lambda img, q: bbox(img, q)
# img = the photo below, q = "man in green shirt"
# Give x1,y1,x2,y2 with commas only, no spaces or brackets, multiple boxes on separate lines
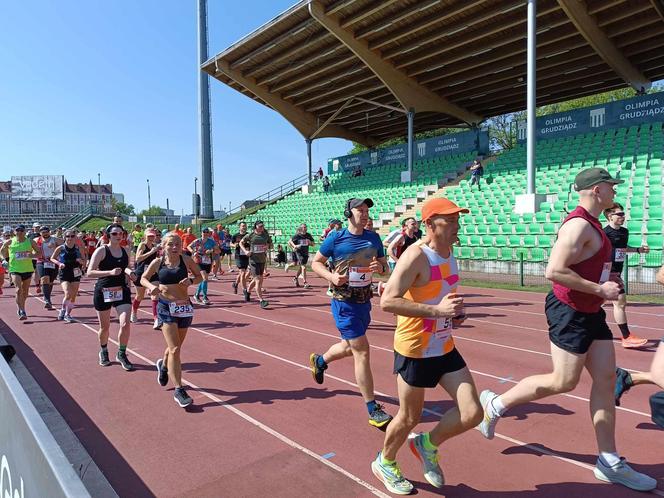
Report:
130,224,144,256
240,220,272,309
0,224,40,320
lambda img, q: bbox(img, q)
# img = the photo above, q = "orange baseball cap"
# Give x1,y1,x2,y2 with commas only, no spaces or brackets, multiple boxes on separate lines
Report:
421,197,469,221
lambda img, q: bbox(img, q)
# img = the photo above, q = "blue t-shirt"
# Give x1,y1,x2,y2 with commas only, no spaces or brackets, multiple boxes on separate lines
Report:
192,238,216,257
319,228,384,303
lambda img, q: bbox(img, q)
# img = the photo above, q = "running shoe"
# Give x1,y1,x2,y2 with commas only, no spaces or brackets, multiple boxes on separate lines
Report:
192,295,201,304
232,282,238,294
153,318,162,330
614,367,633,406
309,353,327,384
99,349,111,367
303,282,311,289
57,308,66,321
202,297,211,305
408,433,444,488
369,404,393,429
156,358,168,386
228,268,234,273
371,452,413,495
18,310,27,321
326,289,333,297
478,389,500,439
621,335,648,348
260,300,269,309
293,277,300,288
130,311,137,323
44,300,53,310
64,314,74,323
116,351,135,371
174,387,193,408
243,290,250,302
594,457,657,491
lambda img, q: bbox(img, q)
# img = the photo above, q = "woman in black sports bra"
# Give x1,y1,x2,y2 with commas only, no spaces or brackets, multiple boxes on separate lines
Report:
87,223,138,372
131,228,161,328
142,232,202,408
50,229,85,323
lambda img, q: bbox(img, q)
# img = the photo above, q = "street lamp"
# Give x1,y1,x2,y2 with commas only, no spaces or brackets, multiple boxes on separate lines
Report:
97,173,101,214
147,179,151,210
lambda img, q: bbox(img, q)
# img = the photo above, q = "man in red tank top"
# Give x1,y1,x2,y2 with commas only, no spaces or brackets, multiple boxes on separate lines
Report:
477,168,656,492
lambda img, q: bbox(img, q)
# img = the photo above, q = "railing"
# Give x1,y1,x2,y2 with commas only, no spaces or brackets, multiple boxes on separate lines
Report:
223,174,309,218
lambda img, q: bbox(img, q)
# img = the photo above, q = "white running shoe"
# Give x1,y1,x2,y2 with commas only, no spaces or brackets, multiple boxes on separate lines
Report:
130,311,137,323
594,457,657,491
478,389,500,440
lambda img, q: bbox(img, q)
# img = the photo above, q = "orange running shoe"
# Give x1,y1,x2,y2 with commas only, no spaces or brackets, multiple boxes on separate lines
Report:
622,335,648,348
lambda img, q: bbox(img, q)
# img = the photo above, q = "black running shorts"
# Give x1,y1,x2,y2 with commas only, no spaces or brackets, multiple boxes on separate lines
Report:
93,284,132,312
545,291,613,354
235,255,249,269
250,261,265,277
296,252,309,266
393,349,467,388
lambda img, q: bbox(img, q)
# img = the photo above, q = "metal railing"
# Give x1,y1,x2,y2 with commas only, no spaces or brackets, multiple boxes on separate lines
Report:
223,174,309,218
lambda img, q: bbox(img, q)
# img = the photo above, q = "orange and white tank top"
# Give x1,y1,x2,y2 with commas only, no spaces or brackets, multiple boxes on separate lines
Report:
394,241,459,359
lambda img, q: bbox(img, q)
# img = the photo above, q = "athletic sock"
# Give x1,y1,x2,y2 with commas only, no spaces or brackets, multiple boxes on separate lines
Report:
202,280,208,296
100,344,108,351
316,355,327,369
151,300,158,318
618,323,630,339
381,453,396,466
132,298,140,313
62,299,69,311
366,400,378,414
422,432,437,451
119,344,127,353
490,395,507,416
196,282,204,296
66,302,74,314
43,284,52,301
599,451,621,467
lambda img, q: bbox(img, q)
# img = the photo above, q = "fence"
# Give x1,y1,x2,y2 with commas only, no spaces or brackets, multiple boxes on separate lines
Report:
457,250,663,295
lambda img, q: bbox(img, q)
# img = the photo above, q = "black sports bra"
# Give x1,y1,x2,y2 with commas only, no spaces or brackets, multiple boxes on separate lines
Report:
157,256,188,285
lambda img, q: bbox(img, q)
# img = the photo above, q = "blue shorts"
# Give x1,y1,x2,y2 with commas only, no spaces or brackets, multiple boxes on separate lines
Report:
157,299,193,329
330,299,371,340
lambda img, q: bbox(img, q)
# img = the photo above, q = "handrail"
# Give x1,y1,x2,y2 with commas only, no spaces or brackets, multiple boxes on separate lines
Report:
223,174,309,217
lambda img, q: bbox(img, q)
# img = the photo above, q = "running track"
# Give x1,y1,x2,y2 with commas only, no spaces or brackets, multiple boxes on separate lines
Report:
0,272,662,497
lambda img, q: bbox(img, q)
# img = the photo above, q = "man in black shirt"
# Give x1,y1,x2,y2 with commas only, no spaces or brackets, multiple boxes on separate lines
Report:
603,202,649,348
231,222,249,295
288,224,315,288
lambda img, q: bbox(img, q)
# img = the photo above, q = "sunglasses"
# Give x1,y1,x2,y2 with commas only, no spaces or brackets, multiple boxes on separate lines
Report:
109,232,123,236
612,212,625,217
65,235,75,238
16,229,25,232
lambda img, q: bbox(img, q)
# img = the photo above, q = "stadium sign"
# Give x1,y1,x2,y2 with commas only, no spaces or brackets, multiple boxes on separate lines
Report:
517,91,664,142
328,129,488,174
10,175,65,201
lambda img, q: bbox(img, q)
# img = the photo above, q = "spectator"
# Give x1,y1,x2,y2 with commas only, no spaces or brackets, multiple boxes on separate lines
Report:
274,244,287,267
316,166,324,180
322,176,331,192
469,159,484,191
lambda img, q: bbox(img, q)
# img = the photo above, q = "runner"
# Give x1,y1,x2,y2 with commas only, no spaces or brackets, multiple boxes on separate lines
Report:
87,223,137,371
142,232,202,408
181,227,196,256
287,223,314,288
309,198,392,428
602,202,649,348
219,227,233,273
231,222,249,296
0,225,39,320
187,227,219,305
372,197,478,494
0,227,10,294
240,220,272,308
386,217,420,272
50,229,85,322
36,226,59,310
477,168,656,492
130,224,144,256
131,228,161,328
28,222,41,294
84,230,98,261
210,225,222,278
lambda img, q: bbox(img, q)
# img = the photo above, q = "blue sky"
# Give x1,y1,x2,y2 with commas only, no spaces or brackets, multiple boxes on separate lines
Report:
0,0,351,214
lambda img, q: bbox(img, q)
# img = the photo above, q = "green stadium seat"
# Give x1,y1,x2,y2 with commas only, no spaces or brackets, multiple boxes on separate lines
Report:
646,234,663,249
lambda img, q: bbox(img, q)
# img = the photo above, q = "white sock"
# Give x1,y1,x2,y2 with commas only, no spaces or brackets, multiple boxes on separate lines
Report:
490,395,507,416
599,451,621,467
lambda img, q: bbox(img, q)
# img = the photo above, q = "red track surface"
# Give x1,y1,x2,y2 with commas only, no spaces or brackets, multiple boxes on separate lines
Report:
1,271,662,497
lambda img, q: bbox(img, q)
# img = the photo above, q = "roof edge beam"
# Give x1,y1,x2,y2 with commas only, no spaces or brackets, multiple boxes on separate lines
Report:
308,0,482,125
210,59,377,146
557,0,651,91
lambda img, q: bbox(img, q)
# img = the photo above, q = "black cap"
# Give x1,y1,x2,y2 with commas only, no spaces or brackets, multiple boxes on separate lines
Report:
574,168,624,191
348,198,374,209
15,224,26,231
40,226,50,231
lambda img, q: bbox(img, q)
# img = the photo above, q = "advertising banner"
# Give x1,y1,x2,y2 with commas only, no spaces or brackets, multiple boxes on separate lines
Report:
11,176,65,200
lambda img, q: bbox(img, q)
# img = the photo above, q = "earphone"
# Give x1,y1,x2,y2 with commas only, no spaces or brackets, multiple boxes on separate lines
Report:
344,199,353,219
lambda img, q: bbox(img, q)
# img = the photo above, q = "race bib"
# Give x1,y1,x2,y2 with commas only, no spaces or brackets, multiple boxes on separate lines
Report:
434,317,453,341
102,287,123,303
43,262,55,269
599,262,612,284
201,255,211,264
614,248,626,262
252,244,267,254
299,240,309,247
169,300,193,317
15,251,31,260
73,268,82,278
348,266,372,287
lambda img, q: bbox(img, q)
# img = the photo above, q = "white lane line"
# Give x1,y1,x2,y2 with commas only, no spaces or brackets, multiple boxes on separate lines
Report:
25,295,390,498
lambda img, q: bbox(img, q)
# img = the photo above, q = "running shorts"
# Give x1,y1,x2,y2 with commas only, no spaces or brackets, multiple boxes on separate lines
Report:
393,349,467,388
93,284,132,312
330,299,371,340
58,268,82,283
296,252,309,266
10,272,33,281
157,298,193,329
199,263,212,273
250,261,265,277
36,262,58,281
235,255,249,270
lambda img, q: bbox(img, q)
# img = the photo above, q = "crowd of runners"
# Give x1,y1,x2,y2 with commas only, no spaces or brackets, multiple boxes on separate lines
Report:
1,167,663,494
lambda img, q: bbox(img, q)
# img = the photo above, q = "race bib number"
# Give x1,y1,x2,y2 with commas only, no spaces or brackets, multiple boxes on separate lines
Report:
599,262,612,284
348,266,372,287
102,287,123,303
73,268,82,278
44,261,55,269
434,318,453,341
169,301,193,317
15,251,31,260
201,255,211,264
299,239,309,247
252,244,267,254
614,248,626,262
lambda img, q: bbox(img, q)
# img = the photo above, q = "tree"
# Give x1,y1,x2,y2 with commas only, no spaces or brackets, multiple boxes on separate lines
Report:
111,198,135,216
138,206,165,217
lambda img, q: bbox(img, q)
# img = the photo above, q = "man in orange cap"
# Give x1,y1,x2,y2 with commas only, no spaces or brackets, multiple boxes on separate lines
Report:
372,197,481,495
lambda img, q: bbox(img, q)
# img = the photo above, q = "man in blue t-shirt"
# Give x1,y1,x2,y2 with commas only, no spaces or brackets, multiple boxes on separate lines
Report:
310,197,392,429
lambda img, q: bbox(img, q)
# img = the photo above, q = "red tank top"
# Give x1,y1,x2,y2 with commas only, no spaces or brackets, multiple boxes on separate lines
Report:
552,206,612,313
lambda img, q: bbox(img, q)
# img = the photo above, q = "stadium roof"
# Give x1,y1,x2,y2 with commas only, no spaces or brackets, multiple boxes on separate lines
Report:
202,0,664,146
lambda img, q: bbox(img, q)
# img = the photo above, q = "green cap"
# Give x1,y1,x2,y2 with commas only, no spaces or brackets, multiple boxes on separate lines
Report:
573,168,624,191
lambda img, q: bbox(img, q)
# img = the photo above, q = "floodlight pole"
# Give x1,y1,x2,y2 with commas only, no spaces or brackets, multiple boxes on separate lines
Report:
198,0,214,219
306,138,312,185
526,0,536,195
407,108,414,181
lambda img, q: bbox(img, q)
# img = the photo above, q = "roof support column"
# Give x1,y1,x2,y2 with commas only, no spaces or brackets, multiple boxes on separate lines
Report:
306,138,313,186
526,0,536,196
407,109,414,182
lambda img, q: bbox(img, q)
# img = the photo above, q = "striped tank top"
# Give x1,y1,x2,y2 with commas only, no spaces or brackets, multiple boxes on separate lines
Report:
394,241,459,359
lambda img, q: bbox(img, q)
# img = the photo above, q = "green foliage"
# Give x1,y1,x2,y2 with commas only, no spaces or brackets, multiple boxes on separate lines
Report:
77,216,113,232
138,206,165,217
111,198,135,216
